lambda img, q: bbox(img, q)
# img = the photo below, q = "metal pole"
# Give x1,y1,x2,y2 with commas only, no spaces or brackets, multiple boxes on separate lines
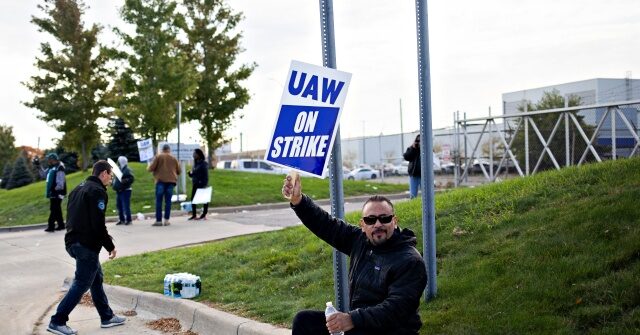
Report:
400,98,405,156
565,98,570,167
463,112,468,183
611,107,617,160
319,0,349,312
177,102,181,196
414,0,437,300
524,102,529,175
454,111,459,187
489,107,494,180
362,121,366,165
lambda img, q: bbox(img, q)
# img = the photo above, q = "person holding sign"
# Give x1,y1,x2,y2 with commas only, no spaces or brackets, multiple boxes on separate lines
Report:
187,148,209,220
112,156,134,225
282,174,427,335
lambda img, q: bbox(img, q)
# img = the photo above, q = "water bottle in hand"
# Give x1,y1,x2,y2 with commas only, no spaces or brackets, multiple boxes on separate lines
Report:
325,301,344,335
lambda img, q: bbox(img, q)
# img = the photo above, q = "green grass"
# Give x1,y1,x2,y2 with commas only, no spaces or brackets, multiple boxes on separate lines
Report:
102,157,640,333
0,163,407,227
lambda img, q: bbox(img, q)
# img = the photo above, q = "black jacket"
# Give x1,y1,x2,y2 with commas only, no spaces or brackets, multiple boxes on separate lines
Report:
403,145,421,177
65,176,115,253
292,195,427,335
112,165,134,192
188,159,209,188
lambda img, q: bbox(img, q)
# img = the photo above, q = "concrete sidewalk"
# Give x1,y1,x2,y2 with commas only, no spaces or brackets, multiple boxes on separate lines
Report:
34,285,290,335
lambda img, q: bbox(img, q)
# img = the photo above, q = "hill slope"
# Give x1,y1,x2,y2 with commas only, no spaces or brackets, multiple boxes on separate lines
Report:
103,158,640,334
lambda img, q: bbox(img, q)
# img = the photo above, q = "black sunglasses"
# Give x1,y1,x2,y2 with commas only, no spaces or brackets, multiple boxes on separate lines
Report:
362,214,394,225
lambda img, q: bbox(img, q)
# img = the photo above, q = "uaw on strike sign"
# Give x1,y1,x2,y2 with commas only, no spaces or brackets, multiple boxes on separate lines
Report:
265,61,351,178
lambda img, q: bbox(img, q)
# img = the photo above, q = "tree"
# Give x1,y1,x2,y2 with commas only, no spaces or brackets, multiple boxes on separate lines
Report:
106,118,140,162
0,124,17,166
0,162,13,189
114,0,197,147
23,0,112,170
182,0,255,167
7,152,34,190
510,90,590,172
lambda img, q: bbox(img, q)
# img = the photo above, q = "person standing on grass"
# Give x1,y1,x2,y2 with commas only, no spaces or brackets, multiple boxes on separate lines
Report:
112,156,134,225
403,134,421,199
282,174,428,335
35,153,67,232
187,148,209,220
47,160,125,335
147,144,181,226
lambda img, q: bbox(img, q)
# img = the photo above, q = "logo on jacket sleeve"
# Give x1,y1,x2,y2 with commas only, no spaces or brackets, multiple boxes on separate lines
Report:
98,200,106,211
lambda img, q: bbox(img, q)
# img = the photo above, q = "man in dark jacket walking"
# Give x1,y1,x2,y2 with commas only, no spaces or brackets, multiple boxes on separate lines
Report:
47,161,125,335
36,153,67,232
283,174,428,335
403,134,421,199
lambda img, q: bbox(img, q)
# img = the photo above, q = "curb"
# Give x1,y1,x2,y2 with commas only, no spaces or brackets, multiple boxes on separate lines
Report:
105,285,291,335
0,192,410,233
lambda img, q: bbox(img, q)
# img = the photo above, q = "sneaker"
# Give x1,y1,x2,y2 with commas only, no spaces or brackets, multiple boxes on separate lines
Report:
163,220,170,226
197,215,207,221
115,221,124,225
124,221,132,225
151,221,163,226
44,227,55,232
55,225,66,231
47,322,77,335
187,216,197,221
101,315,126,328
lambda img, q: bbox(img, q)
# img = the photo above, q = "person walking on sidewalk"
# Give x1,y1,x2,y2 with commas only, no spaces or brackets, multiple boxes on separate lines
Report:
47,160,125,335
35,153,67,232
403,134,421,199
282,174,428,335
147,144,181,226
112,156,134,225
187,148,209,220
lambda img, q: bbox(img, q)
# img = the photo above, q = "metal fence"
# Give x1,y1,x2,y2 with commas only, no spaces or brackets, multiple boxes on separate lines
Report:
454,99,640,186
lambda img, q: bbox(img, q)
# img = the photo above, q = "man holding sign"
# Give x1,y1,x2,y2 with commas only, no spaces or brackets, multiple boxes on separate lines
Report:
282,174,427,335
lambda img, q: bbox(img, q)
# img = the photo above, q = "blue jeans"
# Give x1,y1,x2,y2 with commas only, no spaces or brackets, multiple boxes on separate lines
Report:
409,176,421,199
155,182,175,221
116,190,132,222
50,243,114,325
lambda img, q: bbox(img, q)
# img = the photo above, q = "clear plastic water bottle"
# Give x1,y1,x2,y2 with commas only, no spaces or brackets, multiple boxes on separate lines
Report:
325,301,344,335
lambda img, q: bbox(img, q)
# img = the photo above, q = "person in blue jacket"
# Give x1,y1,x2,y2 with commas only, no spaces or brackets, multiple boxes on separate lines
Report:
187,148,209,220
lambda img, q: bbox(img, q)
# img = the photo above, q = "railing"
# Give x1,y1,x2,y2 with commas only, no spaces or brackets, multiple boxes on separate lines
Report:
454,99,640,186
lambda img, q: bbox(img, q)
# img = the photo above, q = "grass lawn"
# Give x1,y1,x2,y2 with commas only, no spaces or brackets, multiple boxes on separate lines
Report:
103,157,640,334
0,163,407,227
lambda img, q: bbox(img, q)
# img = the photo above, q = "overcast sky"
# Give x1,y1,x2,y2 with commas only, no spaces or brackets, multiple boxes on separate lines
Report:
1,0,639,152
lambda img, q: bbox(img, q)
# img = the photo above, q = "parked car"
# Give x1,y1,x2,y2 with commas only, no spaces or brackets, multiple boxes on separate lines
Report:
346,167,380,180
324,166,351,179
393,162,409,176
216,159,287,175
393,153,442,175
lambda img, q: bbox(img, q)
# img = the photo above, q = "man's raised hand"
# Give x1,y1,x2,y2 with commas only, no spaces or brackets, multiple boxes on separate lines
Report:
282,171,302,205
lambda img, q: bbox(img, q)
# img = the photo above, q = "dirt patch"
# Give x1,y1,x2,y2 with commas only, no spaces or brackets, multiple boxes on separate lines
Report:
79,293,94,306
146,317,198,335
122,310,138,317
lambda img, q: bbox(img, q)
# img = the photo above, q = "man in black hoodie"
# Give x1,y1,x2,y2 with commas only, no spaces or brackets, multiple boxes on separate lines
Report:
283,174,427,335
47,161,125,335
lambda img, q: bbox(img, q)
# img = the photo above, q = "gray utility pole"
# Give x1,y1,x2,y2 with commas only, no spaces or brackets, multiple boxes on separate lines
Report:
415,0,437,300
400,98,405,155
319,0,349,312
